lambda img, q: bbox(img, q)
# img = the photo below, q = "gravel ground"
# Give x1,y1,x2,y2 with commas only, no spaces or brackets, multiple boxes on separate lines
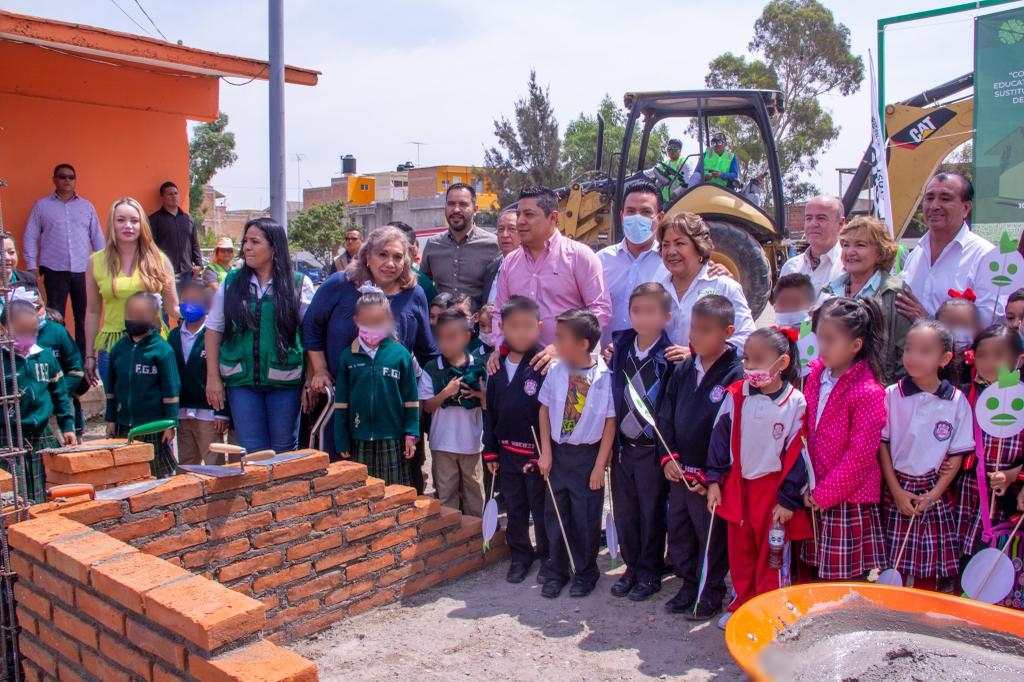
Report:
290,555,744,681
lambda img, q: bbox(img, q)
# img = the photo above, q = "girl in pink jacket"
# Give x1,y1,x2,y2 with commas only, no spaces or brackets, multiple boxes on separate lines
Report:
802,297,888,580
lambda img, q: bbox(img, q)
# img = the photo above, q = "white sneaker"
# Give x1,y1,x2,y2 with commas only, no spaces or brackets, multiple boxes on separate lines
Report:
717,612,732,631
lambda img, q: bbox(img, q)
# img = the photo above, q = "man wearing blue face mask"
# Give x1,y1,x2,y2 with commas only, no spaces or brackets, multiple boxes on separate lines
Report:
168,280,230,465
597,181,670,348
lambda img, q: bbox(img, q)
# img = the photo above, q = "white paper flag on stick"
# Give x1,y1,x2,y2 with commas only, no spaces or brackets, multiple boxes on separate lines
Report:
868,50,894,237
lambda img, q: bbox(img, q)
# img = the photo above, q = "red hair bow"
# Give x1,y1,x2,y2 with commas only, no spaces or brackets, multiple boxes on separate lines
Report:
948,288,977,302
964,349,975,367
772,325,800,342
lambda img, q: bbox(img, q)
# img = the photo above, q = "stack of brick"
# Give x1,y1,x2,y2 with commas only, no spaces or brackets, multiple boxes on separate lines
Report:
8,514,318,681
41,440,155,491
16,449,508,651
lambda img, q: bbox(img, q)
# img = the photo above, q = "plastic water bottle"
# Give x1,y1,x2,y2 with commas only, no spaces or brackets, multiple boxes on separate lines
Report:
768,520,786,569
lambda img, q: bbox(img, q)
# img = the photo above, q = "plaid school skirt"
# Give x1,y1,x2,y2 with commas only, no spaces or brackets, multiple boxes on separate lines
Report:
1,428,61,504
954,433,1024,556
801,502,886,580
114,425,177,479
883,470,960,578
352,439,412,487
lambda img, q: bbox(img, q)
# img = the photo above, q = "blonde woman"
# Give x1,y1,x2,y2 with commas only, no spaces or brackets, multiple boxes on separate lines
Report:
84,197,178,385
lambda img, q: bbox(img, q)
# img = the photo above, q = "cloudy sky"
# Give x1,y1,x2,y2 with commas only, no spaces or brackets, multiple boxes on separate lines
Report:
5,0,1018,209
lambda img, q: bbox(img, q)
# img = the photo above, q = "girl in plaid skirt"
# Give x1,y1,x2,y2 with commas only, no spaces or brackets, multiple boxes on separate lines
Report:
802,298,887,580
334,288,420,487
880,321,974,590
954,325,1024,557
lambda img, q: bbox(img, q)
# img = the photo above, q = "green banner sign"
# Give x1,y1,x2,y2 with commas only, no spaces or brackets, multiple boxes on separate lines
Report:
974,7,1024,243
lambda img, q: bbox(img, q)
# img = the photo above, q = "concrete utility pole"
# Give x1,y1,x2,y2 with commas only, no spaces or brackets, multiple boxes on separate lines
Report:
269,0,287,229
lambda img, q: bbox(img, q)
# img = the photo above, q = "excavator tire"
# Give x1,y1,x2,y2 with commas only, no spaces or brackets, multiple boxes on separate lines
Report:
705,219,771,319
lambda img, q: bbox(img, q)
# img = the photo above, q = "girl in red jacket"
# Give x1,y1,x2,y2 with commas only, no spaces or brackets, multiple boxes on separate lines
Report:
802,297,888,580
706,327,812,627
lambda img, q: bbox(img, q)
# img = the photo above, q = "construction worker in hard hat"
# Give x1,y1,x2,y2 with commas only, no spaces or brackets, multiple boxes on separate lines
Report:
655,139,692,206
202,237,235,291
695,133,739,189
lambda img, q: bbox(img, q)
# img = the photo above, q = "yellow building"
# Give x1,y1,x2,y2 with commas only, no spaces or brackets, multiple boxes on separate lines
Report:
302,175,375,209
408,165,500,210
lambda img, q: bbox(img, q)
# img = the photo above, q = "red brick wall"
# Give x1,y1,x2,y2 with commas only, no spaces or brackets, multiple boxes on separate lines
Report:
14,449,507,679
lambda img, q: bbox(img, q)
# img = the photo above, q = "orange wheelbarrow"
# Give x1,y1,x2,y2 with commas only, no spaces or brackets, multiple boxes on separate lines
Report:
726,582,1024,681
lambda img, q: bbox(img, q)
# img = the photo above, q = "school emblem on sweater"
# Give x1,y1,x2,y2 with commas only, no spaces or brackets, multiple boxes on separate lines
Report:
523,378,538,396
772,423,784,439
709,385,726,403
933,420,953,442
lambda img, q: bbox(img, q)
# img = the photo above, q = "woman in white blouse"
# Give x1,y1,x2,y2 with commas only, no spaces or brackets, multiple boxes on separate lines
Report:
656,213,756,360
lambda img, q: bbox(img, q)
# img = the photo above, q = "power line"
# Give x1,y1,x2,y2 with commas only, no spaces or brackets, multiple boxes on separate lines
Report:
132,0,168,41
107,0,153,37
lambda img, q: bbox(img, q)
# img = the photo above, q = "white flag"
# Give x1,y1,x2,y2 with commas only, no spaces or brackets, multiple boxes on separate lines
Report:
868,51,895,236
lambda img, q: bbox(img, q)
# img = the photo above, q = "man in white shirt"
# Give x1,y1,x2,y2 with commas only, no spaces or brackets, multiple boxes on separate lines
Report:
896,173,998,322
485,209,521,305
779,195,845,294
596,181,668,347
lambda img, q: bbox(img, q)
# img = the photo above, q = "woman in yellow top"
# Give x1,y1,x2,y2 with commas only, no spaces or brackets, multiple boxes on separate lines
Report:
84,197,179,385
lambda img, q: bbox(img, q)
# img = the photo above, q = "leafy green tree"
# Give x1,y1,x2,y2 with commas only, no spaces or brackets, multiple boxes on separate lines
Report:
189,112,238,228
288,201,356,270
562,94,672,181
700,0,864,200
484,70,563,206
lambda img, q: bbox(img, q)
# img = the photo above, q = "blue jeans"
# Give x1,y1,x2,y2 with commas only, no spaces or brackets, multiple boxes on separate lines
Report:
98,349,111,388
226,385,302,453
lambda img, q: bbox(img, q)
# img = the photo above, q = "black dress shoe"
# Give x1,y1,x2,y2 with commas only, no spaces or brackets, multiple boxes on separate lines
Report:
569,577,597,598
685,599,722,621
610,574,636,598
506,561,531,584
664,587,696,614
626,581,661,602
536,563,553,584
541,578,568,599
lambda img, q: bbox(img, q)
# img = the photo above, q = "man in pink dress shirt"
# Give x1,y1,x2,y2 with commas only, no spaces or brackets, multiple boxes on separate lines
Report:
492,186,611,372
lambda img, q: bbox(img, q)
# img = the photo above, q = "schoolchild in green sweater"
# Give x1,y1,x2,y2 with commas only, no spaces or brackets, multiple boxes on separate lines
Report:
168,280,230,465
105,292,180,478
334,289,420,486
1,300,76,502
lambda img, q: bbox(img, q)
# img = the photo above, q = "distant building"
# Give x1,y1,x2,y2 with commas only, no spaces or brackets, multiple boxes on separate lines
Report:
408,165,499,210
303,175,375,209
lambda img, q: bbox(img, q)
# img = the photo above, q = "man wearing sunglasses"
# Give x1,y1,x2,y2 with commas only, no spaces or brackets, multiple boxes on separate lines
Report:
329,227,363,274
695,133,739,189
23,163,104,354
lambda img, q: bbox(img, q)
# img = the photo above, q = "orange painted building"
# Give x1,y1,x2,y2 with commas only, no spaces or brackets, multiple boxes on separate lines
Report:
303,175,376,209
407,165,499,210
0,10,319,249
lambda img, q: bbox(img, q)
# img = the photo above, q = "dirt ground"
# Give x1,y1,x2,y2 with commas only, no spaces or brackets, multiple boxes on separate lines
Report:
289,555,745,681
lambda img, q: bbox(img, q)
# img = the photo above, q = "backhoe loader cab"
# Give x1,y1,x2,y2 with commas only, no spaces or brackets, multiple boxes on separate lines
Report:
557,89,790,317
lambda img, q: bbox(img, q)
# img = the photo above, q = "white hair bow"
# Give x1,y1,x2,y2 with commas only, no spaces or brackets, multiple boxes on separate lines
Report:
358,282,385,295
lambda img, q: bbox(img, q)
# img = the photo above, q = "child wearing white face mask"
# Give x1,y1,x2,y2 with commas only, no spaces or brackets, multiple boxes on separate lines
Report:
937,292,982,387
334,289,420,486
772,274,815,328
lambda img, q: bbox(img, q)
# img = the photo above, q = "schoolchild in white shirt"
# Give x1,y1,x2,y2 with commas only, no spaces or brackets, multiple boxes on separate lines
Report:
537,309,617,599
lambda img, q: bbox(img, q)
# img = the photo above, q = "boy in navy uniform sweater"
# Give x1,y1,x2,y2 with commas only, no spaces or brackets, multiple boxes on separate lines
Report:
105,292,180,478
482,296,548,584
658,295,744,620
608,283,674,601
168,280,229,465
538,309,617,599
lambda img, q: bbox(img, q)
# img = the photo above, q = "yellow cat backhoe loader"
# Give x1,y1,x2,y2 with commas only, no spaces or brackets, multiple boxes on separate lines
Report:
554,89,789,318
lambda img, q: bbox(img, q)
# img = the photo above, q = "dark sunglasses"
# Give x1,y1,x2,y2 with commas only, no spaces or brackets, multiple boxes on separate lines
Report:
56,174,76,180
345,237,360,242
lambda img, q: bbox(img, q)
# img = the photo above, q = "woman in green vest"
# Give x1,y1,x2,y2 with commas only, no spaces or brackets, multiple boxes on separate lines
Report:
205,218,314,452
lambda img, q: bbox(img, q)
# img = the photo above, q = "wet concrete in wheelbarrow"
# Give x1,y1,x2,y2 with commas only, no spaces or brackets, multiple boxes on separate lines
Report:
758,594,1024,681
290,556,744,681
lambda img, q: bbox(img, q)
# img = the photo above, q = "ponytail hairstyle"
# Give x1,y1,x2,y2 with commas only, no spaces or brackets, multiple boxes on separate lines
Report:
224,218,299,361
910,319,958,383
814,296,887,381
749,327,800,385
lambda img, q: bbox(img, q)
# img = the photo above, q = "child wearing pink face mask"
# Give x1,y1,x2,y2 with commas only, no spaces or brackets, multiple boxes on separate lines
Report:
705,327,811,627
0,299,76,503
334,290,420,486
